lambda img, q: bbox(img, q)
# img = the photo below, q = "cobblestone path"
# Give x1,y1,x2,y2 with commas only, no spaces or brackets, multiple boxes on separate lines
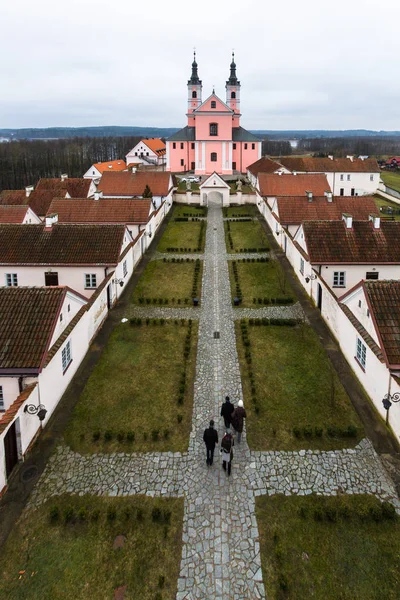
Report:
28,200,399,599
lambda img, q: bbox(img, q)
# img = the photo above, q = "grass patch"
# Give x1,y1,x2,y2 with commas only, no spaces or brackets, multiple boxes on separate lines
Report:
236,321,363,450
229,184,253,194
65,321,198,453
225,220,269,252
157,221,205,252
223,205,258,217
374,195,400,221
381,171,400,193
0,495,183,600
177,181,200,191
257,494,399,600
132,259,203,306
173,204,206,217
229,260,295,307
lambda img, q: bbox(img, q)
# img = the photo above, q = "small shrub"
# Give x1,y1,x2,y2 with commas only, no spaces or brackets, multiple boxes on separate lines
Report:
382,501,397,520
298,506,307,519
163,429,170,439
177,413,183,423
278,574,288,591
303,426,313,438
91,509,100,522
152,507,162,522
346,424,358,438
152,429,160,441
136,508,144,521
163,509,171,524
314,507,324,521
117,431,125,443
107,507,117,522
325,505,338,523
92,430,101,442
49,505,60,523
64,506,75,524
370,504,384,522
158,575,165,589
314,427,323,438
104,430,113,442
293,427,301,439
143,432,148,441
126,431,135,442
123,507,131,520
78,507,88,522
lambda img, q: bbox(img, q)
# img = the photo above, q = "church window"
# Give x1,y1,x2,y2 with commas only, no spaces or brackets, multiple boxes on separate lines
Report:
191,143,195,150
210,123,218,136
192,91,197,98
211,101,216,108
231,91,236,99
173,143,176,149
211,152,217,162
180,159,184,166
252,143,255,150
244,143,248,149
180,143,184,149
233,143,236,150
232,161,236,170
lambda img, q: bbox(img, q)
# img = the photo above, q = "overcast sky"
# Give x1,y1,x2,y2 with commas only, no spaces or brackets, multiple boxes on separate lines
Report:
1,0,400,130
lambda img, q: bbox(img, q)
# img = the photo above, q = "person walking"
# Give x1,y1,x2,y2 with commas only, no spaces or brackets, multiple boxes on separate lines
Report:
231,400,247,443
220,429,234,476
203,420,218,466
220,396,234,429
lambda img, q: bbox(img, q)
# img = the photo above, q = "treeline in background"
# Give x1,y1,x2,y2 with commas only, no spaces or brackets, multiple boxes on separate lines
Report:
0,136,142,190
298,136,400,157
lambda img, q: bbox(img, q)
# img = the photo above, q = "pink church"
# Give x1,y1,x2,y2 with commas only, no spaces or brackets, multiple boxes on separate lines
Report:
166,54,262,176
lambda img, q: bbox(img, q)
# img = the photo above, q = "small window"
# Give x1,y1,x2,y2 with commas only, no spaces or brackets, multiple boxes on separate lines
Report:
172,143,176,149
62,340,72,373
252,143,255,150
68,304,71,312
366,271,379,280
333,271,345,287
210,123,218,136
123,260,127,277
244,143,248,150
231,91,236,99
356,337,366,369
351,188,355,196
85,274,97,289
340,174,344,181
232,161,236,170
211,152,217,162
211,100,216,108
5,273,18,287
358,300,362,308
60,313,63,323
233,143,236,150
135,152,138,156
180,159,184,166
347,174,351,181
191,143,195,150
146,152,149,156
180,143,184,149
0,386,4,411
192,90,197,98
45,271,59,286
367,309,370,318
370,174,374,181
92,170,95,174
300,258,304,275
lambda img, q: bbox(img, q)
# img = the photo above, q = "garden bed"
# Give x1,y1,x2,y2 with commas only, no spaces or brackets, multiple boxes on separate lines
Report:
257,494,399,600
225,220,269,252
64,320,198,453
157,221,206,253
173,204,207,218
236,320,363,450
229,260,295,307
223,205,258,218
0,495,183,600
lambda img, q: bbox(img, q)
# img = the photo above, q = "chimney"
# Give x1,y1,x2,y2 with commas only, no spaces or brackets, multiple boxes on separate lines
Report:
293,171,297,176
306,190,313,202
25,185,34,197
45,213,58,229
328,155,333,160
278,171,282,176
369,214,380,229
94,190,103,200
60,173,68,182
346,155,354,162
324,190,333,202
342,213,353,229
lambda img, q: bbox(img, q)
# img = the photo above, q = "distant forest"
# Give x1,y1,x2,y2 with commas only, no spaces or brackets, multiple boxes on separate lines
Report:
298,137,400,157
0,136,142,190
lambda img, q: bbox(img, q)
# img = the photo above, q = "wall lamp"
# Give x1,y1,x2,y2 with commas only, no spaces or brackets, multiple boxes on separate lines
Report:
382,392,400,425
112,278,124,287
24,404,47,422
305,274,317,283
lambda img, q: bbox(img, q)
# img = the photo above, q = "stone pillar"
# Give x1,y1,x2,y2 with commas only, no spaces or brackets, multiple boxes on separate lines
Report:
186,191,192,204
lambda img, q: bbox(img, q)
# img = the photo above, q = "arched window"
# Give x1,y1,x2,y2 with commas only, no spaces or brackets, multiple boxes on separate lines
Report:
231,91,236,99
211,100,216,108
210,123,218,136
211,152,217,162
192,90,197,98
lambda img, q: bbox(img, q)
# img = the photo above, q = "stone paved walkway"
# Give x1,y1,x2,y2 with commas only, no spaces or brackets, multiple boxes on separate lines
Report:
28,200,400,599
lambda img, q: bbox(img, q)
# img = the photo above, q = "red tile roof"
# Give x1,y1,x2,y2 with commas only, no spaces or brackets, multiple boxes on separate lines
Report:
303,220,400,264
0,205,30,223
0,287,66,369
364,280,400,366
142,139,166,156
36,178,91,197
277,196,379,225
92,160,126,173
0,223,126,265
258,173,330,197
0,384,37,434
0,190,28,205
0,189,62,216
98,171,171,197
247,156,283,176
47,198,152,224
278,156,380,173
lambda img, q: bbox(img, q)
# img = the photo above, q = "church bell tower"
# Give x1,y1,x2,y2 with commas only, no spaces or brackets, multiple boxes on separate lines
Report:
187,51,202,114
226,52,240,114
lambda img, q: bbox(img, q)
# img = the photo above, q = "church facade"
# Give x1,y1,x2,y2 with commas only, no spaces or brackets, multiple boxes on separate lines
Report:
166,54,262,176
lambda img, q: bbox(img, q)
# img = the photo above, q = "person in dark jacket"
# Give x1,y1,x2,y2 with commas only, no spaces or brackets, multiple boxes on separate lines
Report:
203,420,218,466
231,399,247,443
220,396,234,429
220,429,234,476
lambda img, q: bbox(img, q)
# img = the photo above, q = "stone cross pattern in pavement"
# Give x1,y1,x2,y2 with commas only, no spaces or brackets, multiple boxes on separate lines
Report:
28,200,399,600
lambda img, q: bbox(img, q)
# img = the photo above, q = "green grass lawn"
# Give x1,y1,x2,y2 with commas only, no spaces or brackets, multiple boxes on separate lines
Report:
373,195,400,221
381,171,400,193
225,220,270,252
157,221,205,252
223,205,258,217
228,184,253,194
177,181,200,191
132,259,203,306
257,494,399,600
236,321,363,450
0,495,183,600
229,260,295,307
173,204,206,217
64,321,197,453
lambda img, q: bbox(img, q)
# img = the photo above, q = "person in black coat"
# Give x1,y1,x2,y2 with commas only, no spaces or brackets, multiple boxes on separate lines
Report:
203,420,219,466
220,396,234,429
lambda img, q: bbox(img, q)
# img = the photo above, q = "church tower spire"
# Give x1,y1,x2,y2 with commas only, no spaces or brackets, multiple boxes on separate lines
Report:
226,52,241,114
187,51,202,114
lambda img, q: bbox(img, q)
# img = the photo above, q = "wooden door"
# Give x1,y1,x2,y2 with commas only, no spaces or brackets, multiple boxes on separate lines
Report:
4,422,18,478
